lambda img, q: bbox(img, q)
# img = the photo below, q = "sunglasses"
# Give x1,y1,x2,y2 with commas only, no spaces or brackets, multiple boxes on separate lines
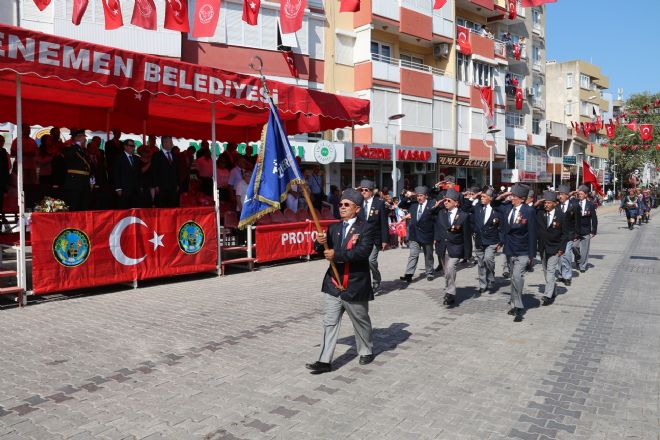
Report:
339,202,355,207
360,188,372,192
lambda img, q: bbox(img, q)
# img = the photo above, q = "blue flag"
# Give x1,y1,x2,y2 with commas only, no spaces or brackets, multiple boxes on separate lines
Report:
238,98,304,228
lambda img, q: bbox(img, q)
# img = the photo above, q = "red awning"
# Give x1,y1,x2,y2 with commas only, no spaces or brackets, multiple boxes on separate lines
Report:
0,24,369,141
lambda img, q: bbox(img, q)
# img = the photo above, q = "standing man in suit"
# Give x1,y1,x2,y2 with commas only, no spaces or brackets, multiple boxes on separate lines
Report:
471,187,502,294
536,190,569,305
113,140,142,209
63,129,91,211
306,188,375,375
556,185,580,285
398,186,436,283
501,183,537,322
153,136,180,208
358,179,389,293
576,184,598,273
434,188,472,307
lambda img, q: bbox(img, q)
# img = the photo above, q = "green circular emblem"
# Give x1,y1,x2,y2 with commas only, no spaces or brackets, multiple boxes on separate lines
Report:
313,140,336,165
52,228,91,267
178,221,205,255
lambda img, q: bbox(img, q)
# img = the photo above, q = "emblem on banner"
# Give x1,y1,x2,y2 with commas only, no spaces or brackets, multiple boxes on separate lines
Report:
52,228,91,267
284,0,303,19
135,0,153,17
199,4,215,24
178,221,205,254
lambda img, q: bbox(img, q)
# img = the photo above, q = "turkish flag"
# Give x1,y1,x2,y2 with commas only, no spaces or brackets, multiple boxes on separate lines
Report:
515,87,523,110
131,0,158,30
242,0,261,25
31,208,218,294
457,25,472,55
282,50,299,78
280,0,307,34
508,0,517,19
625,120,638,132
33,0,51,11
513,43,521,60
165,0,190,32
640,124,653,141
605,123,616,139
192,0,222,38
582,161,604,196
433,0,447,9
72,0,89,25
340,0,360,12
114,89,151,120
477,86,494,129
102,0,124,30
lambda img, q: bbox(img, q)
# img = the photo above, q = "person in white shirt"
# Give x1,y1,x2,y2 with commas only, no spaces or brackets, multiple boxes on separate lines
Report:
234,171,251,212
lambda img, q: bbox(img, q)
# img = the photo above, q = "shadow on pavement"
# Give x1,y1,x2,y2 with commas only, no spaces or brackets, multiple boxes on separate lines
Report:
333,322,411,370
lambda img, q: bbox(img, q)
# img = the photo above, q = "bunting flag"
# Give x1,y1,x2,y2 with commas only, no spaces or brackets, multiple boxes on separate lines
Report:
131,0,158,30
640,124,654,141
340,0,360,12
33,0,51,11
282,50,299,78
114,89,151,120
457,26,472,55
433,0,447,9
582,161,604,197
242,0,261,25
508,0,517,19
165,0,190,32
102,0,124,30
515,87,523,110
477,86,495,129
625,120,638,132
192,0,222,38
72,0,89,25
280,0,307,34
605,123,616,139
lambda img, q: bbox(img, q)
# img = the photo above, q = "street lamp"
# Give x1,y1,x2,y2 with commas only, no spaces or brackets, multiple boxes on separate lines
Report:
547,145,561,189
386,113,405,195
483,128,501,187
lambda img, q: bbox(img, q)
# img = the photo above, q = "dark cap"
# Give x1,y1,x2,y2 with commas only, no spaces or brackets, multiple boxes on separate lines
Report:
70,128,86,137
468,186,480,193
341,188,363,207
542,190,558,202
558,184,571,194
445,188,460,201
511,183,530,199
482,186,495,198
359,179,374,190
578,184,589,193
414,186,428,195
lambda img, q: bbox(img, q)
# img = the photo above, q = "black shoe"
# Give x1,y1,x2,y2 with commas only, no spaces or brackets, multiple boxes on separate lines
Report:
557,277,565,284
399,274,413,283
427,275,434,281
305,361,331,374
503,272,510,279
507,308,516,316
479,288,486,293
443,295,455,306
564,279,571,286
359,354,375,365
487,283,496,293
372,282,381,293
435,265,443,272
579,269,586,273
541,296,554,306
513,309,523,322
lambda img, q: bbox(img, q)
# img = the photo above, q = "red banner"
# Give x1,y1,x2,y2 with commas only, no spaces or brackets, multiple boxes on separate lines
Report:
280,0,307,34
131,0,158,31
31,208,218,294
192,0,222,38
255,220,337,263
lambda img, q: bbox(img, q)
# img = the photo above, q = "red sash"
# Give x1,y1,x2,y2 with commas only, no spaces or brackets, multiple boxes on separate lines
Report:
331,232,354,290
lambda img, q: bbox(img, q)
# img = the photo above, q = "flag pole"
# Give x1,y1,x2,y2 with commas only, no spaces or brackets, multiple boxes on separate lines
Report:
249,57,344,290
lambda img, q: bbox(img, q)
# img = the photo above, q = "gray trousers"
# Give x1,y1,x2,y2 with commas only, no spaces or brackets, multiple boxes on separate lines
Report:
578,235,591,271
443,255,460,296
509,255,526,309
558,240,575,280
474,244,497,289
405,241,434,276
542,253,560,298
318,293,373,363
368,244,380,284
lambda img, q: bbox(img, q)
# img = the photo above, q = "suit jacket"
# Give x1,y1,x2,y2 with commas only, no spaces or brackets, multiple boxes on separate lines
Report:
113,153,142,193
536,207,569,257
315,219,375,302
358,197,389,246
0,148,9,193
398,197,435,244
500,203,537,258
62,145,91,191
434,208,472,259
152,150,179,191
471,203,502,248
558,198,581,240
576,199,598,236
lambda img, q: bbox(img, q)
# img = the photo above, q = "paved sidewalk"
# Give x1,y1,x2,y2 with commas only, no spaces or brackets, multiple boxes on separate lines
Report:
0,208,658,439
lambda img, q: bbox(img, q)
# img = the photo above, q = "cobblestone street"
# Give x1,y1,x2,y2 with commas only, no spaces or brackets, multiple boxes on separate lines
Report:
1,207,659,440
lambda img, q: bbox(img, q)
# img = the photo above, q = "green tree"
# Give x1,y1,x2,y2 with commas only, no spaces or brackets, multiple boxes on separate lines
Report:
609,92,660,188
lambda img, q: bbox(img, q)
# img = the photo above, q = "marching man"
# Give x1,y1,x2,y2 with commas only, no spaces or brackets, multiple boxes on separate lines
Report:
620,187,639,230
556,185,580,286
576,185,598,273
306,188,375,375
535,191,569,306
471,187,502,294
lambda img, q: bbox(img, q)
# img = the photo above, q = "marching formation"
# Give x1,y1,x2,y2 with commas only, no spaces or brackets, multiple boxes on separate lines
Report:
302,179,649,375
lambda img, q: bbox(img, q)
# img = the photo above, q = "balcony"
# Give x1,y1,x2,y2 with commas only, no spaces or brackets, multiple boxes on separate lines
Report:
372,55,401,83
494,40,506,58
469,31,495,59
505,126,528,142
532,97,545,111
505,42,527,61
531,133,545,147
373,1,399,21
532,62,542,72
433,73,454,94
371,53,443,77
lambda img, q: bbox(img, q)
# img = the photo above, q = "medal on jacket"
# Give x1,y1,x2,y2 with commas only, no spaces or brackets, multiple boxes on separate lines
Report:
332,228,358,290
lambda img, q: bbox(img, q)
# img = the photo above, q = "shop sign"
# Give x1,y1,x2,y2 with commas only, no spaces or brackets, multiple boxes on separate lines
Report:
501,169,519,183
562,155,577,165
519,171,538,181
352,144,436,162
313,140,337,164
437,156,489,168
537,171,551,182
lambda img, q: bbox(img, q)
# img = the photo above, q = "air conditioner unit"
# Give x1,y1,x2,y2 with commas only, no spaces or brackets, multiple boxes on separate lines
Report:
333,128,347,142
414,163,427,174
433,43,450,59
526,87,535,96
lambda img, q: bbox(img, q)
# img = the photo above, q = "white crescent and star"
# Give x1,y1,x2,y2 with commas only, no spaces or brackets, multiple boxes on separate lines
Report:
105,0,120,15
109,216,164,266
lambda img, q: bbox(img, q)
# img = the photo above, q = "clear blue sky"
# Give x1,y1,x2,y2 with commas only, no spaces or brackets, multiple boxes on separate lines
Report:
546,0,660,99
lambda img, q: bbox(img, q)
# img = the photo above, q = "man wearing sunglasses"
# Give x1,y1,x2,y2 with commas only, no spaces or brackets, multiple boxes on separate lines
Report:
357,180,390,293
306,188,376,375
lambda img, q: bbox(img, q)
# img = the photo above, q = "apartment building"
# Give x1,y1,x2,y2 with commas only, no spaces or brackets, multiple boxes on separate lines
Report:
546,60,610,186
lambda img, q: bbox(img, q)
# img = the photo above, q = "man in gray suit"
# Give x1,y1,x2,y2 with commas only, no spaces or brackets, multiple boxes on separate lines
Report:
306,188,375,375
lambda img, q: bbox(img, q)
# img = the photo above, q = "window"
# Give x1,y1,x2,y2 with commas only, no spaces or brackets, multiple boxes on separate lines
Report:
532,8,541,29
532,118,541,135
580,74,591,90
566,73,574,89
457,52,468,82
335,34,355,66
532,45,541,65
580,100,591,116
473,61,494,87
371,41,391,62
400,53,425,70
506,111,524,127
565,99,573,116
457,18,481,33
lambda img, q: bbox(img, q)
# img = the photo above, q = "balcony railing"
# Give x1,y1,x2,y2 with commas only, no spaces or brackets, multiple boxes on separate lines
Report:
371,54,445,76
494,40,506,58
532,98,545,110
